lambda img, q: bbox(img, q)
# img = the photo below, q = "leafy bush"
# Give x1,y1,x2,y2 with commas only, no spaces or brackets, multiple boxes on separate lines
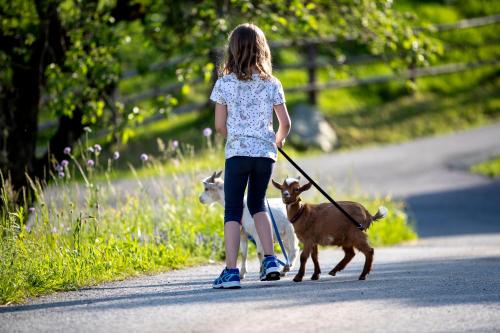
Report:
470,156,500,178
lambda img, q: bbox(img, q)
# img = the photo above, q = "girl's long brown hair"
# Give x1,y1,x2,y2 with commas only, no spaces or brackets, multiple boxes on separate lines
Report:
220,23,273,81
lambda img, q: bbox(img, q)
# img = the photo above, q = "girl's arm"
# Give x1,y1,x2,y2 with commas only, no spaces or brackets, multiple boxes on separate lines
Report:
274,103,291,148
215,103,228,138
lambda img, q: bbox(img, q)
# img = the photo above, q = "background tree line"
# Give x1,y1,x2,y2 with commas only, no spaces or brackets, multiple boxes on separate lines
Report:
0,0,438,201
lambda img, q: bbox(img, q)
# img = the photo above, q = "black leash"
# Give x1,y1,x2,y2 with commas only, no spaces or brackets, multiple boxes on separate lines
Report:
278,147,364,230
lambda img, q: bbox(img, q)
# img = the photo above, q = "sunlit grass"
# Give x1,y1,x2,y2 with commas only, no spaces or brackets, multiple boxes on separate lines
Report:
326,67,500,150
0,161,225,304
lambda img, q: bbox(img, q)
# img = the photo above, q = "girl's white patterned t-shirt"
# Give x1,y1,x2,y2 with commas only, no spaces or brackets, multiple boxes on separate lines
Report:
209,73,286,161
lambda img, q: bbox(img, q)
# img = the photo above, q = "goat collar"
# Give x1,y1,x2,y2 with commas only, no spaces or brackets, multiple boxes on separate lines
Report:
288,201,305,224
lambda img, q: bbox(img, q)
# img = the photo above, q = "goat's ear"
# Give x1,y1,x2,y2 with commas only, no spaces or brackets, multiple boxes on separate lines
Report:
271,179,282,190
299,182,312,192
207,172,216,183
215,170,223,179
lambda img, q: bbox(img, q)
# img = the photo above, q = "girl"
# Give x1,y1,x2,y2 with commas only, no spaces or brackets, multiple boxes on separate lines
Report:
210,23,291,289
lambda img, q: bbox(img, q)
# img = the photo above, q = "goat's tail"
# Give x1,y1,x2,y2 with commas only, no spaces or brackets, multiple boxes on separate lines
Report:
364,206,388,230
372,206,388,221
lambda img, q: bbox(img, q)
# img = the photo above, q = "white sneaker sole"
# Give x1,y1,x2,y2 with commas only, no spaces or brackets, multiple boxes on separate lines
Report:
260,266,281,281
213,281,241,289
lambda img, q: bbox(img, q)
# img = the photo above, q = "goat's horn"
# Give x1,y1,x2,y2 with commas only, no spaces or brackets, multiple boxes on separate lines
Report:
215,170,223,178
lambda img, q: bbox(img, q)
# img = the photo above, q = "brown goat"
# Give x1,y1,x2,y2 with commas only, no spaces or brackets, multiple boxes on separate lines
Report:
272,177,388,282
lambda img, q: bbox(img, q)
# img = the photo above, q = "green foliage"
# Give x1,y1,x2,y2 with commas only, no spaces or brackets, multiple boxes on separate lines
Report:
3,0,438,137
363,198,417,246
89,1,498,157
470,156,500,178
1,0,120,121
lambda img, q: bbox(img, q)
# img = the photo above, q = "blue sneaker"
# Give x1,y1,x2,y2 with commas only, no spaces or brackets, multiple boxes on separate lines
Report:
213,268,241,289
260,256,281,281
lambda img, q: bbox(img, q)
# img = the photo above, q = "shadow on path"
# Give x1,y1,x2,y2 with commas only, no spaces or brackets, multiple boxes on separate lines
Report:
2,255,499,314
406,179,500,237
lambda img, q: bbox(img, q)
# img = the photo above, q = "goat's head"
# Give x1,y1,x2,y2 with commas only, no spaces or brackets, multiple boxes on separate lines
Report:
199,170,224,204
272,176,312,205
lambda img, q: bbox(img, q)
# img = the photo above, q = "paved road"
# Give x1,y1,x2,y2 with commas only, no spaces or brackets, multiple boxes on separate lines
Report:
2,124,500,332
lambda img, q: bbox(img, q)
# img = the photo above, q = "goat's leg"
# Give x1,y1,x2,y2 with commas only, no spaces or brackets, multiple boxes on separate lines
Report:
329,246,355,277
356,241,374,280
293,242,313,282
251,236,264,273
310,244,321,280
280,230,296,276
239,231,248,279
280,231,290,277
280,262,290,277
256,246,264,273
289,232,299,269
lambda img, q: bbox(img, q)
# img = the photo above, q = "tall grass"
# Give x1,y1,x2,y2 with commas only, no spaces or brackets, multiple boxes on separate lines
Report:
1,132,416,304
1,133,223,304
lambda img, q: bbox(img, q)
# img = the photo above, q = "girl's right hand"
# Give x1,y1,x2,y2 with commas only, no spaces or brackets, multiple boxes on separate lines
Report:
276,138,285,148
273,103,291,150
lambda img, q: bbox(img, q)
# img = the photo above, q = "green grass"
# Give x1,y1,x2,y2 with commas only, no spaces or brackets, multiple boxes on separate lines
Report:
325,68,500,149
470,156,500,178
0,143,416,305
0,169,226,304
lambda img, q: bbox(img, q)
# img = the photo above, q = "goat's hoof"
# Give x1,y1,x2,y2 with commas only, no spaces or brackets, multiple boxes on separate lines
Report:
358,276,366,280
240,273,246,280
311,274,320,280
293,276,303,282
328,270,337,276
280,265,290,277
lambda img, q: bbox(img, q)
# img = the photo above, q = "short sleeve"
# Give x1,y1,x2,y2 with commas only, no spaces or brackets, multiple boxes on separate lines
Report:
209,78,226,105
273,79,286,105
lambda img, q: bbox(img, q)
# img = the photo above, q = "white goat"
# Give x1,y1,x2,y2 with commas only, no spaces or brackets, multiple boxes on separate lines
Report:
199,171,299,279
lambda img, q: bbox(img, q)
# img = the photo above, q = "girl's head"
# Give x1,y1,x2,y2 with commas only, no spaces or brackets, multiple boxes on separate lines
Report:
221,23,272,81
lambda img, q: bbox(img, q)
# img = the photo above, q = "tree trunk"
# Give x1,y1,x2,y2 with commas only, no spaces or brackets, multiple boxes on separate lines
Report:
0,44,43,192
0,0,145,197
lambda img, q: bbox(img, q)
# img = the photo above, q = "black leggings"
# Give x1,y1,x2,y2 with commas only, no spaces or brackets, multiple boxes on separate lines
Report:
224,156,274,223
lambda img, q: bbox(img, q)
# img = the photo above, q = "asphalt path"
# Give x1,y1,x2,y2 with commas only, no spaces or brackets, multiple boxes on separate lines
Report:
2,123,500,332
